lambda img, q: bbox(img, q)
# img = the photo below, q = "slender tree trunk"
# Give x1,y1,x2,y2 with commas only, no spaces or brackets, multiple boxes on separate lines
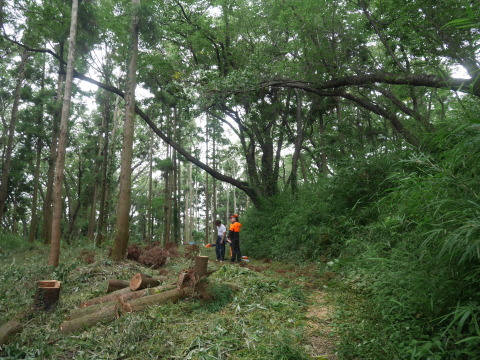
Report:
43,57,64,243
205,122,209,245
48,0,79,267
287,89,304,194
188,161,194,243
29,59,46,242
11,193,17,233
95,93,112,246
0,50,28,223
163,111,172,246
147,129,153,242
226,185,229,220
183,157,190,244
111,0,140,261
87,116,105,241
319,114,328,175
172,108,179,243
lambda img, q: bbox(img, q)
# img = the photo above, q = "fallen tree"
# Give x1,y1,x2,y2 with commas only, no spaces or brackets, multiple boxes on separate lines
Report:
67,283,176,320
129,273,160,291
80,286,132,308
106,280,130,293
61,256,210,333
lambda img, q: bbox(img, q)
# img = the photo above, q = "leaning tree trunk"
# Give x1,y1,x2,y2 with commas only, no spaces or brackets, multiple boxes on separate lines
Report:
48,0,79,267
111,0,140,261
0,50,28,223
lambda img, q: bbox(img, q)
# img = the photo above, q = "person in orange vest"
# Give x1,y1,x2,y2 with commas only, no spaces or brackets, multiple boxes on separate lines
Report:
227,214,242,263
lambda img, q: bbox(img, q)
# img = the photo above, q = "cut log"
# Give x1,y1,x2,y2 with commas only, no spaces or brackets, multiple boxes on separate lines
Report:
194,256,209,277
67,284,177,320
122,288,185,313
60,302,120,333
80,286,131,308
118,283,176,304
106,279,130,293
0,321,23,345
33,280,61,311
129,273,160,291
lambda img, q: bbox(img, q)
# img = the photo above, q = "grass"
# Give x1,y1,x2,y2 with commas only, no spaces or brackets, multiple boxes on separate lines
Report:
0,241,337,359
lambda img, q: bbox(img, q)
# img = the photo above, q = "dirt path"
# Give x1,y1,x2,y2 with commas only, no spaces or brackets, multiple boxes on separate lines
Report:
305,291,337,359
239,260,338,359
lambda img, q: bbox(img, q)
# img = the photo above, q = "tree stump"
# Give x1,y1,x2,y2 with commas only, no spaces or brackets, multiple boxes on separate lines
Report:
33,280,61,311
106,279,130,293
129,273,160,291
194,256,209,277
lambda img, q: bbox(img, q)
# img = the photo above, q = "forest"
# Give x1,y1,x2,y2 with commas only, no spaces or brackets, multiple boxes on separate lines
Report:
0,0,479,359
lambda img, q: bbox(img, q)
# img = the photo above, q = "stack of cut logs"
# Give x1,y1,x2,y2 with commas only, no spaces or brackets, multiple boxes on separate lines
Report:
60,255,210,333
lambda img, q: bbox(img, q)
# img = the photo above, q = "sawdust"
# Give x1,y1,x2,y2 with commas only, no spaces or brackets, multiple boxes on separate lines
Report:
305,291,338,360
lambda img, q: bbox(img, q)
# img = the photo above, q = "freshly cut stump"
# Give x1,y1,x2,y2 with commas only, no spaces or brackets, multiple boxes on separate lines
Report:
60,302,120,333
33,280,61,311
106,280,130,293
129,273,160,291
0,321,23,345
194,256,209,277
80,286,131,308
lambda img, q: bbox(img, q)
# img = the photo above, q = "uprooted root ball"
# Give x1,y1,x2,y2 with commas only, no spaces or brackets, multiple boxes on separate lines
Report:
138,246,168,269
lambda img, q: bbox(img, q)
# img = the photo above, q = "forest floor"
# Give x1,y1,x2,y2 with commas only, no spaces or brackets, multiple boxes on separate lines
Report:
0,243,339,359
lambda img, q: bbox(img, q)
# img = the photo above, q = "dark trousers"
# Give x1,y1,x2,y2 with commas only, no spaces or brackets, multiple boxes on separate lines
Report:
230,238,241,262
215,236,225,260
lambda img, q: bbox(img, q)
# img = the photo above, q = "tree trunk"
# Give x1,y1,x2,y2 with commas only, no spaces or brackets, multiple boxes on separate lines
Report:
43,54,64,244
67,284,176,320
287,89,304,193
129,273,160,291
87,125,103,241
48,0,78,267
106,280,130,293
183,157,191,243
205,122,209,244
319,113,328,174
80,286,132,308
111,0,140,261
212,123,217,236
147,129,153,242
29,59,46,242
60,302,120,333
0,50,28,223
95,94,115,246
122,288,183,313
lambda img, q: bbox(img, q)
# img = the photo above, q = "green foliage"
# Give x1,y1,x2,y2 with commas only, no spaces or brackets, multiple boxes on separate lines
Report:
242,152,400,262
0,232,36,253
243,125,480,359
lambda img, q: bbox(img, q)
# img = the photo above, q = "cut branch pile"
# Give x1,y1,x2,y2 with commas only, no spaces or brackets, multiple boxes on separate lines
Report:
60,256,210,333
